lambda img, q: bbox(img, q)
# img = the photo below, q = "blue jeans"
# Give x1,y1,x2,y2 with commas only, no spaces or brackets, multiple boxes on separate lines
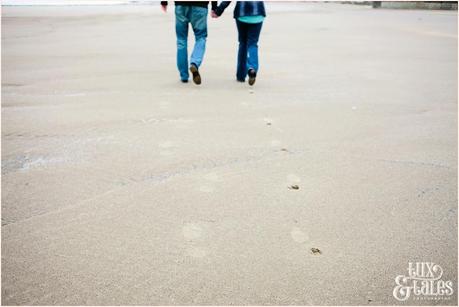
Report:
236,20,263,81
175,5,208,81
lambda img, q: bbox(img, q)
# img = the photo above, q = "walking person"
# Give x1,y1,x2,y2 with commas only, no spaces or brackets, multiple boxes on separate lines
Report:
161,1,217,84
212,1,266,85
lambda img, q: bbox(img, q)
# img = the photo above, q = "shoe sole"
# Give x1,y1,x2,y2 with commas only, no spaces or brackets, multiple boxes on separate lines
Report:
190,65,201,85
248,71,256,86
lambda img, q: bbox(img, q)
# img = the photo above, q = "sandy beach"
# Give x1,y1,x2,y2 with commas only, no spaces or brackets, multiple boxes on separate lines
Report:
1,2,458,305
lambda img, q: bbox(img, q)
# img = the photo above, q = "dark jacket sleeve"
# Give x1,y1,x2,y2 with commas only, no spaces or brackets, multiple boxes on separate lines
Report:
214,1,231,16
160,1,167,6
211,1,218,11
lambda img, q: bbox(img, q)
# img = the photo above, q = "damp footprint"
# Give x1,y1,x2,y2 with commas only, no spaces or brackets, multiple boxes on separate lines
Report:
291,227,309,243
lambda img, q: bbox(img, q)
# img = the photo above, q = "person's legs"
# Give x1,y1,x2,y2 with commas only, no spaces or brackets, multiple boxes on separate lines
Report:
189,6,208,68
246,22,263,73
236,20,248,81
175,5,190,81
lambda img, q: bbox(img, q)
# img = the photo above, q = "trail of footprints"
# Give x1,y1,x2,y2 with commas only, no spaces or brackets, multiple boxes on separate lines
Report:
181,173,221,258
267,118,322,255
182,117,322,258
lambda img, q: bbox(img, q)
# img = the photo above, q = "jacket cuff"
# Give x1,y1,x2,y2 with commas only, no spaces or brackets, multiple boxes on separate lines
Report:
214,6,223,16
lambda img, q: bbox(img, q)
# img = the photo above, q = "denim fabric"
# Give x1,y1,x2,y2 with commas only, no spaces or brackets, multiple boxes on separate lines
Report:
175,5,208,80
235,19,262,81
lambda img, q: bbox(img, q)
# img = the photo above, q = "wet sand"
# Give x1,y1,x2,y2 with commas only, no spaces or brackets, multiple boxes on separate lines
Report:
1,3,458,305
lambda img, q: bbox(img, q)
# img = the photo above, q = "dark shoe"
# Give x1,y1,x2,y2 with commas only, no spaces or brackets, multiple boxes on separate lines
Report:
181,79,188,83
189,63,201,85
248,69,256,86
236,78,245,83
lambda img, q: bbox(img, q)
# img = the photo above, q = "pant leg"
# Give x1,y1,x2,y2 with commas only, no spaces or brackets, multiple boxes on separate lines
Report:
175,5,190,80
236,20,249,81
246,22,263,72
189,6,208,67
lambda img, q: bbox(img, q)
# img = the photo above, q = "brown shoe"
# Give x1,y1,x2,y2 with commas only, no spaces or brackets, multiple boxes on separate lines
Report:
190,63,201,85
248,69,256,86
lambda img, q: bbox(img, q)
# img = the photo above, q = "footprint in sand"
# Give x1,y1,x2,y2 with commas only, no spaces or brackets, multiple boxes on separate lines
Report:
199,185,214,193
287,174,301,190
287,174,301,183
390,207,397,216
291,227,309,243
182,223,203,240
263,118,273,126
311,247,322,255
263,117,284,132
159,141,177,156
159,101,170,110
159,141,175,148
186,247,207,258
183,223,208,258
198,172,220,193
204,172,219,182
141,117,158,124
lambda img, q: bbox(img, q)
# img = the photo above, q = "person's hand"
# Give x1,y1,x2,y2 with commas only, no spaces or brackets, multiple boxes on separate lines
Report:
161,4,167,12
211,10,218,18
